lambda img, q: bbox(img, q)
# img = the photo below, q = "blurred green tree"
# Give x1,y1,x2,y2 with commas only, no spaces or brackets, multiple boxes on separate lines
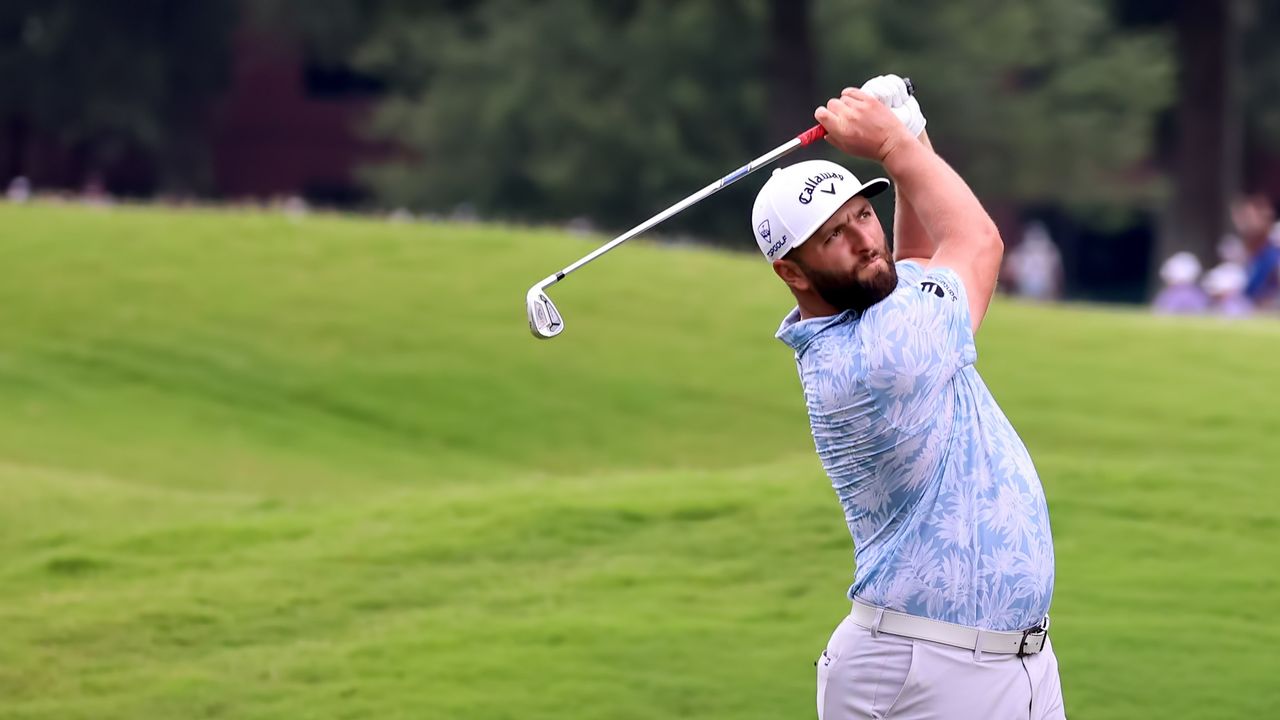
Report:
352,0,770,239
0,0,238,193
816,0,1174,223
351,0,1174,242
1239,0,1280,185
1114,0,1273,266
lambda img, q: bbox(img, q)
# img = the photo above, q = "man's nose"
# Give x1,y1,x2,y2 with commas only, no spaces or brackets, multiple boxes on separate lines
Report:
846,229,877,256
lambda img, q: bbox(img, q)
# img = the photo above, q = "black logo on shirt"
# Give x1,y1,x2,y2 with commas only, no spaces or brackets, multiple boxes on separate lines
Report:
919,278,959,301
920,280,945,298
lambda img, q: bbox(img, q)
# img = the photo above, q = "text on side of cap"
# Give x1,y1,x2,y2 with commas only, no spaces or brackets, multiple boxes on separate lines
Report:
759,219,788,258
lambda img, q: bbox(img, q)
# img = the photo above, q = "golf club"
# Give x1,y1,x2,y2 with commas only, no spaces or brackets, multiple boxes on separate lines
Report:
526,79,914,339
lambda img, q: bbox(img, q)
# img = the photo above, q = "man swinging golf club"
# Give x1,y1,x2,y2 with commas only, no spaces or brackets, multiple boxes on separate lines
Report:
755,75,1064,719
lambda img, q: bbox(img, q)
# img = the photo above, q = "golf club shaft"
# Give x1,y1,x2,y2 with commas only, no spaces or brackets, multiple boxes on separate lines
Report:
537,76,913,289
536,127,826,289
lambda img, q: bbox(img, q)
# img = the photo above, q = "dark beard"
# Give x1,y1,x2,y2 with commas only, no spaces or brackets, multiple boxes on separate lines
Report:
800,258,898,312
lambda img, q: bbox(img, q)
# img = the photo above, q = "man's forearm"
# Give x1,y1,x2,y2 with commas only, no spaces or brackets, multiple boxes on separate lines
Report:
882,131,1003,330
892,129,937,262
883,135,999,256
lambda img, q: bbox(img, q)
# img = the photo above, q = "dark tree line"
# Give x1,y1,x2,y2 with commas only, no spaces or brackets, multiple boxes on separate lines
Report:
0,0,237,193
4,0,1279,265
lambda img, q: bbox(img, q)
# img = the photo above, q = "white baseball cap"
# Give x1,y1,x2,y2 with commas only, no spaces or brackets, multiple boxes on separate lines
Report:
751,159,889,261
1159,251,1202,286
1203,262,1246,296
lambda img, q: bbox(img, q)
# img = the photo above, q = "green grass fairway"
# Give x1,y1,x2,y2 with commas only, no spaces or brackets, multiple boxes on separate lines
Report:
1,203,1277,719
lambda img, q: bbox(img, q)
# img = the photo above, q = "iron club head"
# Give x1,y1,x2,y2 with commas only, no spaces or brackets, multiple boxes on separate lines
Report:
526,283,564,339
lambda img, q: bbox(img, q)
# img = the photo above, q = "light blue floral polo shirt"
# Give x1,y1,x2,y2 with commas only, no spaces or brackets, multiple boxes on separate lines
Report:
777,261,1054,632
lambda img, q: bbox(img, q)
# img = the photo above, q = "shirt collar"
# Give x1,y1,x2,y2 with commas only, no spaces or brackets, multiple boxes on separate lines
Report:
775,306,857,355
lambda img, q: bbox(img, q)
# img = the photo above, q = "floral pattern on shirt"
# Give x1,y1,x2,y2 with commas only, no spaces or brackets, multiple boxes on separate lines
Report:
777,261,1054,631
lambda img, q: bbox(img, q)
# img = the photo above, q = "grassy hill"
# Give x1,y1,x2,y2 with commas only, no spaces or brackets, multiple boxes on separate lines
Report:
0,203,1277,719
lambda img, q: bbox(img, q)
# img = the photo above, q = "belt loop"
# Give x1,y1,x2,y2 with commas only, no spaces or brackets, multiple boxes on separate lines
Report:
870,608,885,638
972,629,985,662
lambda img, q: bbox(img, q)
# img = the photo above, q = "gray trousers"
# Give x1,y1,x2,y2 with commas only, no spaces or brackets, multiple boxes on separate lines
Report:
817,614,1066,719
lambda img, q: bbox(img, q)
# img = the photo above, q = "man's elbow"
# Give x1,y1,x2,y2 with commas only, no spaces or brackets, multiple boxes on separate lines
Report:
977,221,1004,261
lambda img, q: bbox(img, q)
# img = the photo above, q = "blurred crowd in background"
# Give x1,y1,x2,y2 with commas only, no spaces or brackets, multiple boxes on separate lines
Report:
3,0,1279,310
1000,192,1280,318
1151,195,1280,318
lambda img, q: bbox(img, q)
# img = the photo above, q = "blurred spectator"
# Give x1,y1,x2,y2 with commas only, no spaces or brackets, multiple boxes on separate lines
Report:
1005,221,1063,301
1229,195,1280,308
1153,252,1209,315
566,217,594,236
6,176,31,203
1203,263,1253,318
80,173,112,207
450,202,478,222
279,194,308,221
1217,233,1248,266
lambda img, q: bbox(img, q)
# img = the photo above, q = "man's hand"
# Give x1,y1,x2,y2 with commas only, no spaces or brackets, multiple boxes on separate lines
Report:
814,88,915,163
859,74,926,137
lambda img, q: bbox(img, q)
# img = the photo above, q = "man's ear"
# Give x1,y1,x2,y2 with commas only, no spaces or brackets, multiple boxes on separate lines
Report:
773,257,810,292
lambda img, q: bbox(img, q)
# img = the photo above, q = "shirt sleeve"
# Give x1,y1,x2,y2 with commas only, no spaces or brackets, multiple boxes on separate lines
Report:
857,266,978,429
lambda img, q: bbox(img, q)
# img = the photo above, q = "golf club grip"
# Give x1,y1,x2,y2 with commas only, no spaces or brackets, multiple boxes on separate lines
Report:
797,76,915,147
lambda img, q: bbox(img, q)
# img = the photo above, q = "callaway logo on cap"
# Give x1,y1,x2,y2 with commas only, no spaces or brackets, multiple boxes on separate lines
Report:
751,159,890,261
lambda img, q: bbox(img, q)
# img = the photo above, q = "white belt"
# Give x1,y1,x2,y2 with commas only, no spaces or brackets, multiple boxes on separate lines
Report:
850,598,1049,656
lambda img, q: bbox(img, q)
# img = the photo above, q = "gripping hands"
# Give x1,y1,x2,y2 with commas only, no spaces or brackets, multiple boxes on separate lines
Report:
860,73,926,137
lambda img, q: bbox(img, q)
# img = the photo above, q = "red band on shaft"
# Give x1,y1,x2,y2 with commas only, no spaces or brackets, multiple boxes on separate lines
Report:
797,125,827,146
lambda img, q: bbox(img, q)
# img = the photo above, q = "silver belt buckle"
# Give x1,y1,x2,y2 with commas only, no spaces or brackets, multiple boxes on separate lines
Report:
1017,615,1050,657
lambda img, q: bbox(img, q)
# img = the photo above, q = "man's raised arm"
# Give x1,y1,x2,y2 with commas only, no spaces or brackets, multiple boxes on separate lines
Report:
883,133,1002,331
816,88,1002,332
854,75,939,265
892,129,938,264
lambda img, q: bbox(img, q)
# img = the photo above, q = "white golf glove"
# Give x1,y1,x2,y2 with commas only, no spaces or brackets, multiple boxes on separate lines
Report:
860,73,926,137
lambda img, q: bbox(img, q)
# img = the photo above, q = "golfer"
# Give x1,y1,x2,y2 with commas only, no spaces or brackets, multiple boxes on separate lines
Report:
752,75,1064,719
